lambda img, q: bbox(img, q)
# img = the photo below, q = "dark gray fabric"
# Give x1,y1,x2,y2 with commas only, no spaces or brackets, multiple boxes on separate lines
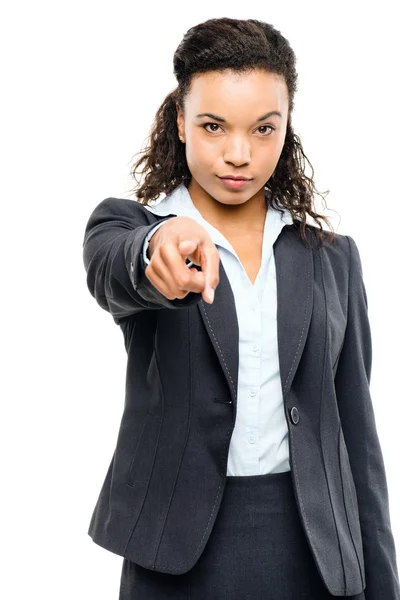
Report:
83,197,400,598
119,471,366,599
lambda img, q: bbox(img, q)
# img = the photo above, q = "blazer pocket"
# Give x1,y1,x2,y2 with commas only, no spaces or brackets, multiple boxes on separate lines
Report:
126,412,161,488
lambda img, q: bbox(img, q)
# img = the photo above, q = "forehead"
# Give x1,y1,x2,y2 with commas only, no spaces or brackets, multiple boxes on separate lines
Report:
186,69,288,113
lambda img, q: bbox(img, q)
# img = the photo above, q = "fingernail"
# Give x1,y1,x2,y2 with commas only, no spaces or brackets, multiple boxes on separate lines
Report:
208,288,214,302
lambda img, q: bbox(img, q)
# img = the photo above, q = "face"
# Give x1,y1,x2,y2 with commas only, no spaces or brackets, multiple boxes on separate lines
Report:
176,69,289,220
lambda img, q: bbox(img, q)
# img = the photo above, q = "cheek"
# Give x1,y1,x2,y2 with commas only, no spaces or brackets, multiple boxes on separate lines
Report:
258,138,284,167
186,137,216,169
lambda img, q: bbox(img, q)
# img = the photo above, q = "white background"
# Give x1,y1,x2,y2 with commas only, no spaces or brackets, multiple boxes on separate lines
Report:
1,1,399,598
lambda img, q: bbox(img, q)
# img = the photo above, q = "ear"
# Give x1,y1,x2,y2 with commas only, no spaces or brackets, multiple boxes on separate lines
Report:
176,103,184,138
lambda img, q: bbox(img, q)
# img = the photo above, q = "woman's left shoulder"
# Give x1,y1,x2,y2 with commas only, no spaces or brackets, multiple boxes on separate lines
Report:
302,223,354,275
294,221,350,257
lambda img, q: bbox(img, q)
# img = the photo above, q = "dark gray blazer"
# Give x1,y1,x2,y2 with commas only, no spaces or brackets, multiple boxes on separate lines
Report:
82,196,400,598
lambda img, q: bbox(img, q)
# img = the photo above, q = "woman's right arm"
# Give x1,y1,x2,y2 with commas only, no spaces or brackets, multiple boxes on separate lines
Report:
82,197,203,324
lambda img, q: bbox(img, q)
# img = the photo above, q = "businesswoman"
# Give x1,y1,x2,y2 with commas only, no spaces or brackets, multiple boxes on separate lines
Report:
83,17,400,599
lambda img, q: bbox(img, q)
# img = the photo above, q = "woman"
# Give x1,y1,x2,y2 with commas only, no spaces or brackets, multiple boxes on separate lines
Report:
82,17,400,599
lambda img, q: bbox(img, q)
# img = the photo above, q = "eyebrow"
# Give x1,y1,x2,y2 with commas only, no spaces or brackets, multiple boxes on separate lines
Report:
195,111,282,122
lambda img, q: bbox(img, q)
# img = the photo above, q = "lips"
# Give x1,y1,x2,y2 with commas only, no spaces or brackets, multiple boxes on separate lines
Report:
218,177,251,190
219,176,252,181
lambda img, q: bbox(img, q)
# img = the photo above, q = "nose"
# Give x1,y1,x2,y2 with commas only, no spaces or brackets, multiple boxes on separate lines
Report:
223,137,251,166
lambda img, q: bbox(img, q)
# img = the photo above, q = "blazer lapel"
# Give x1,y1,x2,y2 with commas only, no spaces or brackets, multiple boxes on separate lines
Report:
274,226,314,399
198,225,314,407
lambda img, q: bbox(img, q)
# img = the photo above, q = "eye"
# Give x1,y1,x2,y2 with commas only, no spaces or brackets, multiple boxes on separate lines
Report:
203,122,222,133
258,125,275,135
202,123,275,135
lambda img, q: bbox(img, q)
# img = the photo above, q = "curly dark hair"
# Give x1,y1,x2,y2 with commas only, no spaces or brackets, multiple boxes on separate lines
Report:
127,17,338,248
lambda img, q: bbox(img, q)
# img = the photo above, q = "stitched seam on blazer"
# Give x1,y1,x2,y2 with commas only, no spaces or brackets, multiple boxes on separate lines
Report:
319,246,347,593
332,334,345,372
338,425,364,586
282,247,312,394
200,303,237,402
122,323,164,558
154,308,197,569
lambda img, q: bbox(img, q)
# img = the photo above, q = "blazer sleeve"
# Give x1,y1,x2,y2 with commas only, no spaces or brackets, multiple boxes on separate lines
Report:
334,234,400,599
82,197,202,323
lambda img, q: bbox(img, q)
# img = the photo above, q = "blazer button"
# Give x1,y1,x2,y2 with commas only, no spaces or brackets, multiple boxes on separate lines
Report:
290,406,299,424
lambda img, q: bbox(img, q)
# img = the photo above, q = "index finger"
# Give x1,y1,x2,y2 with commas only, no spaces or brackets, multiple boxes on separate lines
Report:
200,238,220,295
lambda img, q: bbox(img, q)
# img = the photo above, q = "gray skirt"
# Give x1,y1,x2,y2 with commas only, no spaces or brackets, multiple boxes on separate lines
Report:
119,470,366,599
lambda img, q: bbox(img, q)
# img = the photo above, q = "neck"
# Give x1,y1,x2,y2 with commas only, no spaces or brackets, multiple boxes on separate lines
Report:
186,179,268,234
